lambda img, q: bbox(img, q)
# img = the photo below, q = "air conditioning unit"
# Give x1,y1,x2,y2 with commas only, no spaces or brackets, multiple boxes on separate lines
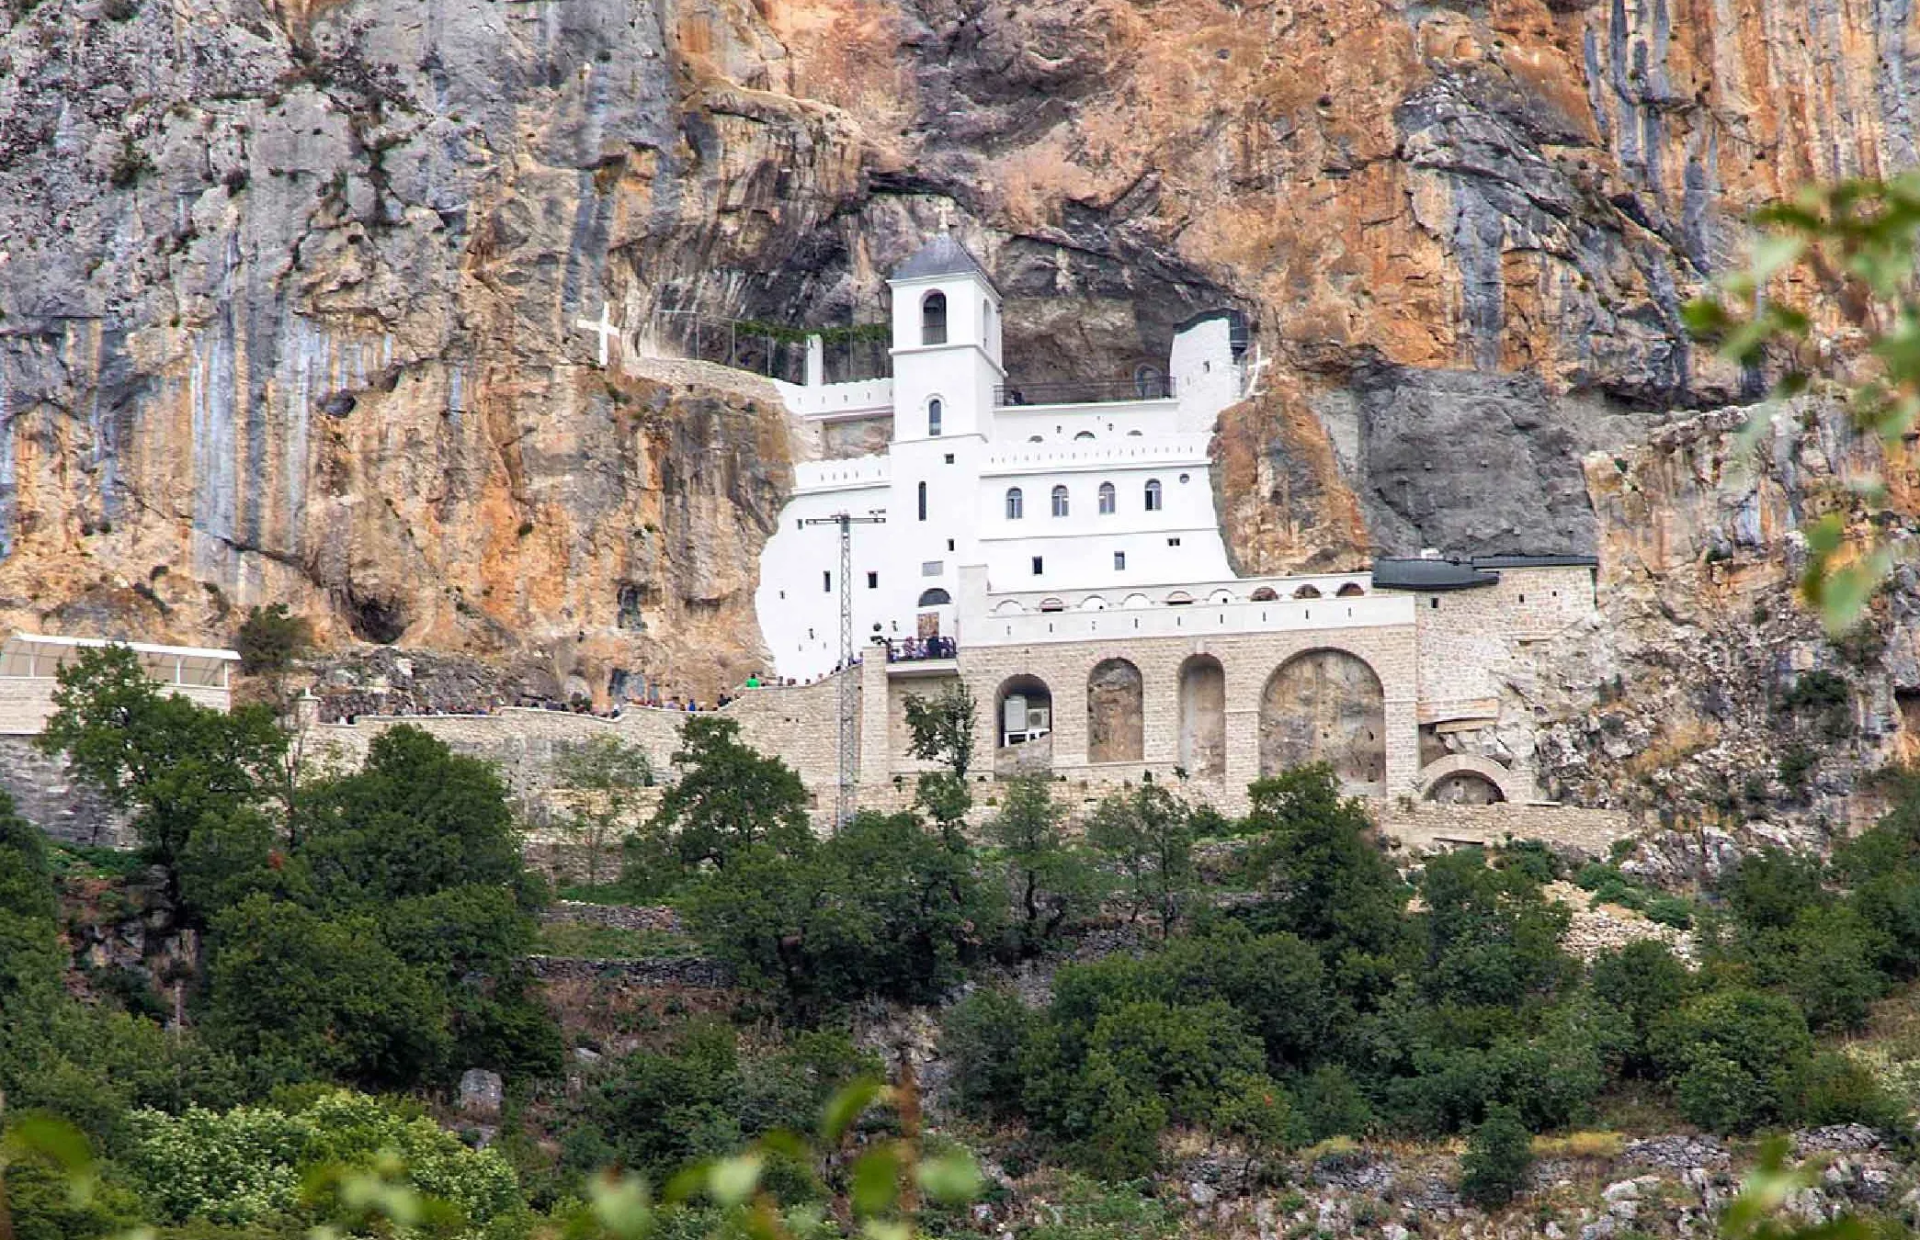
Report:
1027,706,1051,733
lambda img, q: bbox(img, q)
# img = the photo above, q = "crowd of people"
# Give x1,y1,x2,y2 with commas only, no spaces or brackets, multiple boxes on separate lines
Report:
323,641,959,726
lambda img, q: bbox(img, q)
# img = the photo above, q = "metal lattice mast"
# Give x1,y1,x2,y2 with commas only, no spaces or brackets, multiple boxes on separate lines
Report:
802,511,884,827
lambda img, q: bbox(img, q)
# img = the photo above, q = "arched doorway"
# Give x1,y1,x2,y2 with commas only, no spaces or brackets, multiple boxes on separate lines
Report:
1087,659,1144,763
1178,654,1226,779
1259,649,1386,792
995,674,1053,776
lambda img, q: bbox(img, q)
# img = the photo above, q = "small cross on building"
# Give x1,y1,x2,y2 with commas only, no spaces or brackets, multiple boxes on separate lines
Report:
575,301,621,368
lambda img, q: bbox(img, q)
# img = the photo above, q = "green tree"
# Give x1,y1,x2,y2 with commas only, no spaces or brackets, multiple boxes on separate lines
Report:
684,813,997,1016
298,725,531,909
1458,1104,1532,1208
553,735,656,887
1591,939,1696,1077
1241,765,1412,998
234,603,312,679
0,791,65,1013
1085,782,1194,937
1722,847,1827,932
205,895,453,1089
989,775,1099,957
1651,988,1815,1133
938,987,1036,1121
903,682,978,836
36,644,286,915
641,716,811,877
1416,850,1573,1009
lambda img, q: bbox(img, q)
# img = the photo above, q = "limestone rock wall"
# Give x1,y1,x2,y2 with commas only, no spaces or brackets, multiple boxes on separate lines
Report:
2,0,1918,753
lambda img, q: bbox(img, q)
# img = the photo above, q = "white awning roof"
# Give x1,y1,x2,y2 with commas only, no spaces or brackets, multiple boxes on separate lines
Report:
0,633,239,688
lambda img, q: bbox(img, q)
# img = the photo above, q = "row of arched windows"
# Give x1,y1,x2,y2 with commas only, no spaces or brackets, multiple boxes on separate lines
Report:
1006,479,1161,520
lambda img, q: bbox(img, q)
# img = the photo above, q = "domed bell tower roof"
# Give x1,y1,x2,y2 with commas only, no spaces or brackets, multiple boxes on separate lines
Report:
891,234,1000,295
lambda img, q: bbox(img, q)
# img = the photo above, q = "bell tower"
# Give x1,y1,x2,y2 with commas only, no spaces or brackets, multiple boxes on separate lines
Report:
887,233,1003,443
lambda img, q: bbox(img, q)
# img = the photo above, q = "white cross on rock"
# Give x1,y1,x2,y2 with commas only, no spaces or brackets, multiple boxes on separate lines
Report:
575,301,621,367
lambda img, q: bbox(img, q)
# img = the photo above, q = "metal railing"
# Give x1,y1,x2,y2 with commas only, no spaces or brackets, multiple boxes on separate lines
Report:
879,636,958,662
994,375,1175,406
642,310,892,384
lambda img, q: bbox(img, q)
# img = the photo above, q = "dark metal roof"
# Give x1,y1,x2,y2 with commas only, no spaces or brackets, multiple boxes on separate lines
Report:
1371,553,1598,592
1469,554,1599,569
891,234,998,292
1370,558,1500,591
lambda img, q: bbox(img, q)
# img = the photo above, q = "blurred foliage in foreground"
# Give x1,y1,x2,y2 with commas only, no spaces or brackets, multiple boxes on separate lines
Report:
1685,174,1920,633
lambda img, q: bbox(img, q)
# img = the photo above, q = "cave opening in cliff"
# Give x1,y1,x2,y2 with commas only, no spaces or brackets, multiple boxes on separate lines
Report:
344,591,410,645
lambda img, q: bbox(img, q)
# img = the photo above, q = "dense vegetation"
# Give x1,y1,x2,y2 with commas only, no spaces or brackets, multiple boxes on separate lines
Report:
8,650,1920,1237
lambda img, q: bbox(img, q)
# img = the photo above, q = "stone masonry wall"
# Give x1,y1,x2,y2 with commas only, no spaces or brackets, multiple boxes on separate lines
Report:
0,737,131,846
956,626,1422,794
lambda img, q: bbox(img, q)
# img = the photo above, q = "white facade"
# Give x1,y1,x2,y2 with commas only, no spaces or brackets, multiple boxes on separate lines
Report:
754,237,1250,681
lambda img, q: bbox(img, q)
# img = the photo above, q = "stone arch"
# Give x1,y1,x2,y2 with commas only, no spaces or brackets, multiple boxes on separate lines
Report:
1418,754,1518,804
1178,654,1227,779
1259,648,1386,792
995,674,1053,775
1336,582,1365,597
1087,658,1145,763
1292,583,1322,599
1250,587,1279,602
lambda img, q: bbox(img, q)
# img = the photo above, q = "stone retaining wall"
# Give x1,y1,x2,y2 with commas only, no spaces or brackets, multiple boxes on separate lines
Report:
525,954,734,988
1375,800,1635,856
540,901,684,932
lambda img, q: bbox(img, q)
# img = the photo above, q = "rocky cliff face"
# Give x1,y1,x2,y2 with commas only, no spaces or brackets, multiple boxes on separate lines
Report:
1,0,1915,708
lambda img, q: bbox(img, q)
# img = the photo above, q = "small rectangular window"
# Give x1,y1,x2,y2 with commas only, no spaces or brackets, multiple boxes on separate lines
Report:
823,571,832,592
867,571,879,589
922,561,944,577
1113,551,1126,570
1032,556,1044,575
1167,537,1181,547
1430,597,1440,609
944,454,955,464
946,539,955,552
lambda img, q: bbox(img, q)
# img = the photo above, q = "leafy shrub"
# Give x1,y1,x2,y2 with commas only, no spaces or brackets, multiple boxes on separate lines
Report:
1293,1063,1373,1141
1651,989,1813,1133
125,1090,523,1230
939,987,1036,1120
1458,1104,1532,1207
1720,848,1827,932
1782,1052,1905,1130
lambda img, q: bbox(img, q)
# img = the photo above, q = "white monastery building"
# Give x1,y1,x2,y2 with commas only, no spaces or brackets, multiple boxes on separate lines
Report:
752,234,1602,808
756,234,1245,679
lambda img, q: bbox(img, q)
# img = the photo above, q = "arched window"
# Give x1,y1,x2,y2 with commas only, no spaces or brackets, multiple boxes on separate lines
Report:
1051,485,1069,517
927,398,943,437
917,588,952,606
1127,429,1144,437
1074,430,1095,440
1098,482,1116,515
1293,584,1322,599
921,291,947,346
1336,582,1365,597
917,481,928,522
1144,479,1163,511
1005,487,1024,520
